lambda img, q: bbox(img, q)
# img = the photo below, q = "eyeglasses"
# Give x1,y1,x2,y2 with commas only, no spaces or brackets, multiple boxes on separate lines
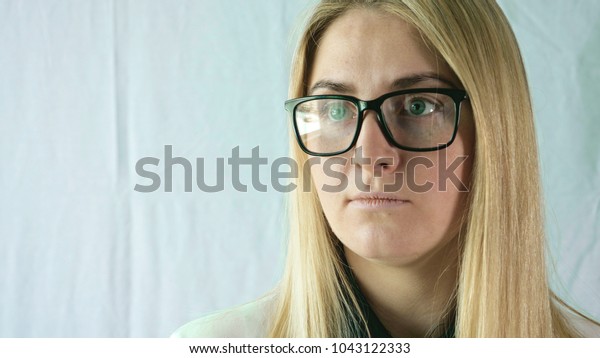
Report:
284,88,468,156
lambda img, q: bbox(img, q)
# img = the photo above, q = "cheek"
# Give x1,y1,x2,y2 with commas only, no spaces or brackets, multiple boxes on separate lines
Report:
309,155,351,194
309,156,353,234
411,131,474,233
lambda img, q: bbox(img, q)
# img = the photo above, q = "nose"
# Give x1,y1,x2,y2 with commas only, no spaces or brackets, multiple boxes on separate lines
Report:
353,110,401,176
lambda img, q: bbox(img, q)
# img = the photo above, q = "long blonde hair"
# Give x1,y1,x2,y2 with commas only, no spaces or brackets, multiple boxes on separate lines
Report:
270,0,597,337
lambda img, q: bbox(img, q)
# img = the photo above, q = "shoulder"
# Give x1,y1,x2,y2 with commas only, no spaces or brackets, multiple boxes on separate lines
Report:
170,294,277,338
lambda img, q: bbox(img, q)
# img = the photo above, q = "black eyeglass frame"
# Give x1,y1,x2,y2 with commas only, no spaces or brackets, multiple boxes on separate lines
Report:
284,88,469,156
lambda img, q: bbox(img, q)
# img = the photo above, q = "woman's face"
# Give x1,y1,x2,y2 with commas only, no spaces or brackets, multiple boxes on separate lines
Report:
308,9,474,266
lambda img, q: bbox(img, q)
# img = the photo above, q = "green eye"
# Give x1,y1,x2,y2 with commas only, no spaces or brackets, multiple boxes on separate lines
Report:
327,102,350,121
408,99,435,116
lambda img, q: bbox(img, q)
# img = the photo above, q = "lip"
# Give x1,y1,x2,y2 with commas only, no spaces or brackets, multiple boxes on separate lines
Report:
348,193,410,209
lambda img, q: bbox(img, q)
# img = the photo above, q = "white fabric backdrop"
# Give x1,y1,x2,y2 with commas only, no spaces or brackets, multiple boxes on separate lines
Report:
0,0,598,337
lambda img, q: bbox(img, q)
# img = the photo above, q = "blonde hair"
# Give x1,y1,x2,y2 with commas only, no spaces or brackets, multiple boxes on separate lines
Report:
269,0,598,337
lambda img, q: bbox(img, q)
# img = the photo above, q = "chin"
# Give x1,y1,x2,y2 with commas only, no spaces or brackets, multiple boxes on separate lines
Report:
340,231,422,264
339,227,455,267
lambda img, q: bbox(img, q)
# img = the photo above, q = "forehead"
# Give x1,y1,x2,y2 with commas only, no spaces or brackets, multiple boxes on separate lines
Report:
309,8,455,96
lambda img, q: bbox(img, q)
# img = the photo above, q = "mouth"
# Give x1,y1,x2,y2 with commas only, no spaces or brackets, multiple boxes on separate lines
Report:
348,193,410,209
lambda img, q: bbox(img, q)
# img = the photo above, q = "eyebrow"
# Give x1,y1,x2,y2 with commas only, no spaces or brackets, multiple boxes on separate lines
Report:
308,80,353,95
308,73,458,95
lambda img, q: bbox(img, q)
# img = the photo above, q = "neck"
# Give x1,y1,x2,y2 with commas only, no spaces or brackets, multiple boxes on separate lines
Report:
345,239,459,338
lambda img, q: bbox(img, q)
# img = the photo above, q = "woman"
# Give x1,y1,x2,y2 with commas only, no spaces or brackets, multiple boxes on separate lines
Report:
172,0,600,337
